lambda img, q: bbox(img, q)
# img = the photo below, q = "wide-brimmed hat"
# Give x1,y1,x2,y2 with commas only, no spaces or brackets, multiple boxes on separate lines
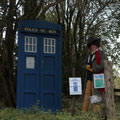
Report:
87,37,100,48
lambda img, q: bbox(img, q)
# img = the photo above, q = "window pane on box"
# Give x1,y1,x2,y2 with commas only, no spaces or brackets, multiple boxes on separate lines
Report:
29,38,32,44
29,45,32,51
25,36,37,53
33,45,36,52
33,38,36,44
44,38,56,54
52,47,55,53
48,39,51,45
26,45,29,51
48,46,51,53
52,39,55,46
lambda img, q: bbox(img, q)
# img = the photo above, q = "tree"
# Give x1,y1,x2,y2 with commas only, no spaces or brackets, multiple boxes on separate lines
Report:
45,0,120,95
0,0,119,106
0,0,17,106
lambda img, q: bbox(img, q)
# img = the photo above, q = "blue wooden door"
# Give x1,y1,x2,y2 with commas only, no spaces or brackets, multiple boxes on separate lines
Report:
40,35,60,111
20,33,40,108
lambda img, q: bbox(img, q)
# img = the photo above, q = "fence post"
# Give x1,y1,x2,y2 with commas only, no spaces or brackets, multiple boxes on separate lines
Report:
70,67,76,116
104,60,115,120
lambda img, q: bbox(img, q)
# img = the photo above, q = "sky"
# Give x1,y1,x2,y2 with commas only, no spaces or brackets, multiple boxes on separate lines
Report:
118,36,120,42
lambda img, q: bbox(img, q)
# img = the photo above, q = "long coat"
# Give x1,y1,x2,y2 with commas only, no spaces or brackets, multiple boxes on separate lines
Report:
83,49,108,95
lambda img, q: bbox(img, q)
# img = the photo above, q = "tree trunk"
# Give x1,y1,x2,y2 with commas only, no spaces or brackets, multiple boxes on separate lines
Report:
1,0,17,107
104,60,115,120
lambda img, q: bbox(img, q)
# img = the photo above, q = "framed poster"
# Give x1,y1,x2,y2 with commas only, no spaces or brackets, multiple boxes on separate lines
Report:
94,74,105,89
69,77,82,95
26,57,35,69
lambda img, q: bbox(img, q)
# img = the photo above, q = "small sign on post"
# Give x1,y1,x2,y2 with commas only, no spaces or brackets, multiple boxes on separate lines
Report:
69,78,82,95
94,74,105,89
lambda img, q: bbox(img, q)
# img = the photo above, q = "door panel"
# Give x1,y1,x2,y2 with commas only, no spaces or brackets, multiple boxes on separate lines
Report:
41,35,59,111
21,33,39,108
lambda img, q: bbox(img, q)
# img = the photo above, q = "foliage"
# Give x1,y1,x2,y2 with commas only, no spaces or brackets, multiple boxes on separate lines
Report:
44,0,120,95
0,108,99,120
114,77,120,96
114,77,120,88
0,100,120,120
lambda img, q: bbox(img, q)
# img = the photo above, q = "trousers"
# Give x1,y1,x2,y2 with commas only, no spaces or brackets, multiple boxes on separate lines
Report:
82,80,101,113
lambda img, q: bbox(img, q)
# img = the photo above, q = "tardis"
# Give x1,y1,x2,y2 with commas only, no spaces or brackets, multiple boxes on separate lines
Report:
17,20,62,112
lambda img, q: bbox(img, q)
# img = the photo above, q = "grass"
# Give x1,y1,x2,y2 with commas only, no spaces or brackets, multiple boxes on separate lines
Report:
0,107,104,120
0,98,120,120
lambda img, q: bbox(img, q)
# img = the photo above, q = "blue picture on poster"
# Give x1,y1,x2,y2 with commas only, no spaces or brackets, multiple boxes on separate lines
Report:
94,74,105,88
73,82,78,92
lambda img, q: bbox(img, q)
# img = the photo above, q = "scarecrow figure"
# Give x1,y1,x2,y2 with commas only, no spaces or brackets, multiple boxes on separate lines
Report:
82,37,107,113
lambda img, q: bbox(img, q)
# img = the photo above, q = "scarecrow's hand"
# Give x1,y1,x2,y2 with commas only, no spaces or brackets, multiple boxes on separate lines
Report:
87,68,93,72
86,64,91,70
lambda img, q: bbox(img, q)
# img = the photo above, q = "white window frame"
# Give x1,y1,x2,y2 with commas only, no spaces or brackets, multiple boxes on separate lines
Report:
25,36,37,53
44,38,56,54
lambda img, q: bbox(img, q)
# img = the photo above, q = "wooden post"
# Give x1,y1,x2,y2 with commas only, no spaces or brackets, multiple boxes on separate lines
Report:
70,67,76,116
104,60,115,120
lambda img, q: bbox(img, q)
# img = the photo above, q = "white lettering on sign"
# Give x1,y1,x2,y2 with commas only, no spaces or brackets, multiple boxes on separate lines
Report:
21,27,60,35
24,28,38,32
49,30,57,34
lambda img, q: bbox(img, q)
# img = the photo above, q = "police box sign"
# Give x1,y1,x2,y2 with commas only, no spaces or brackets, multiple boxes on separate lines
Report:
21,27,60,35
69,77,82,95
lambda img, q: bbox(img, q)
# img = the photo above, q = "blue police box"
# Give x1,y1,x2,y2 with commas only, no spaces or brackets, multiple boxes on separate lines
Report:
17,20,62,112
